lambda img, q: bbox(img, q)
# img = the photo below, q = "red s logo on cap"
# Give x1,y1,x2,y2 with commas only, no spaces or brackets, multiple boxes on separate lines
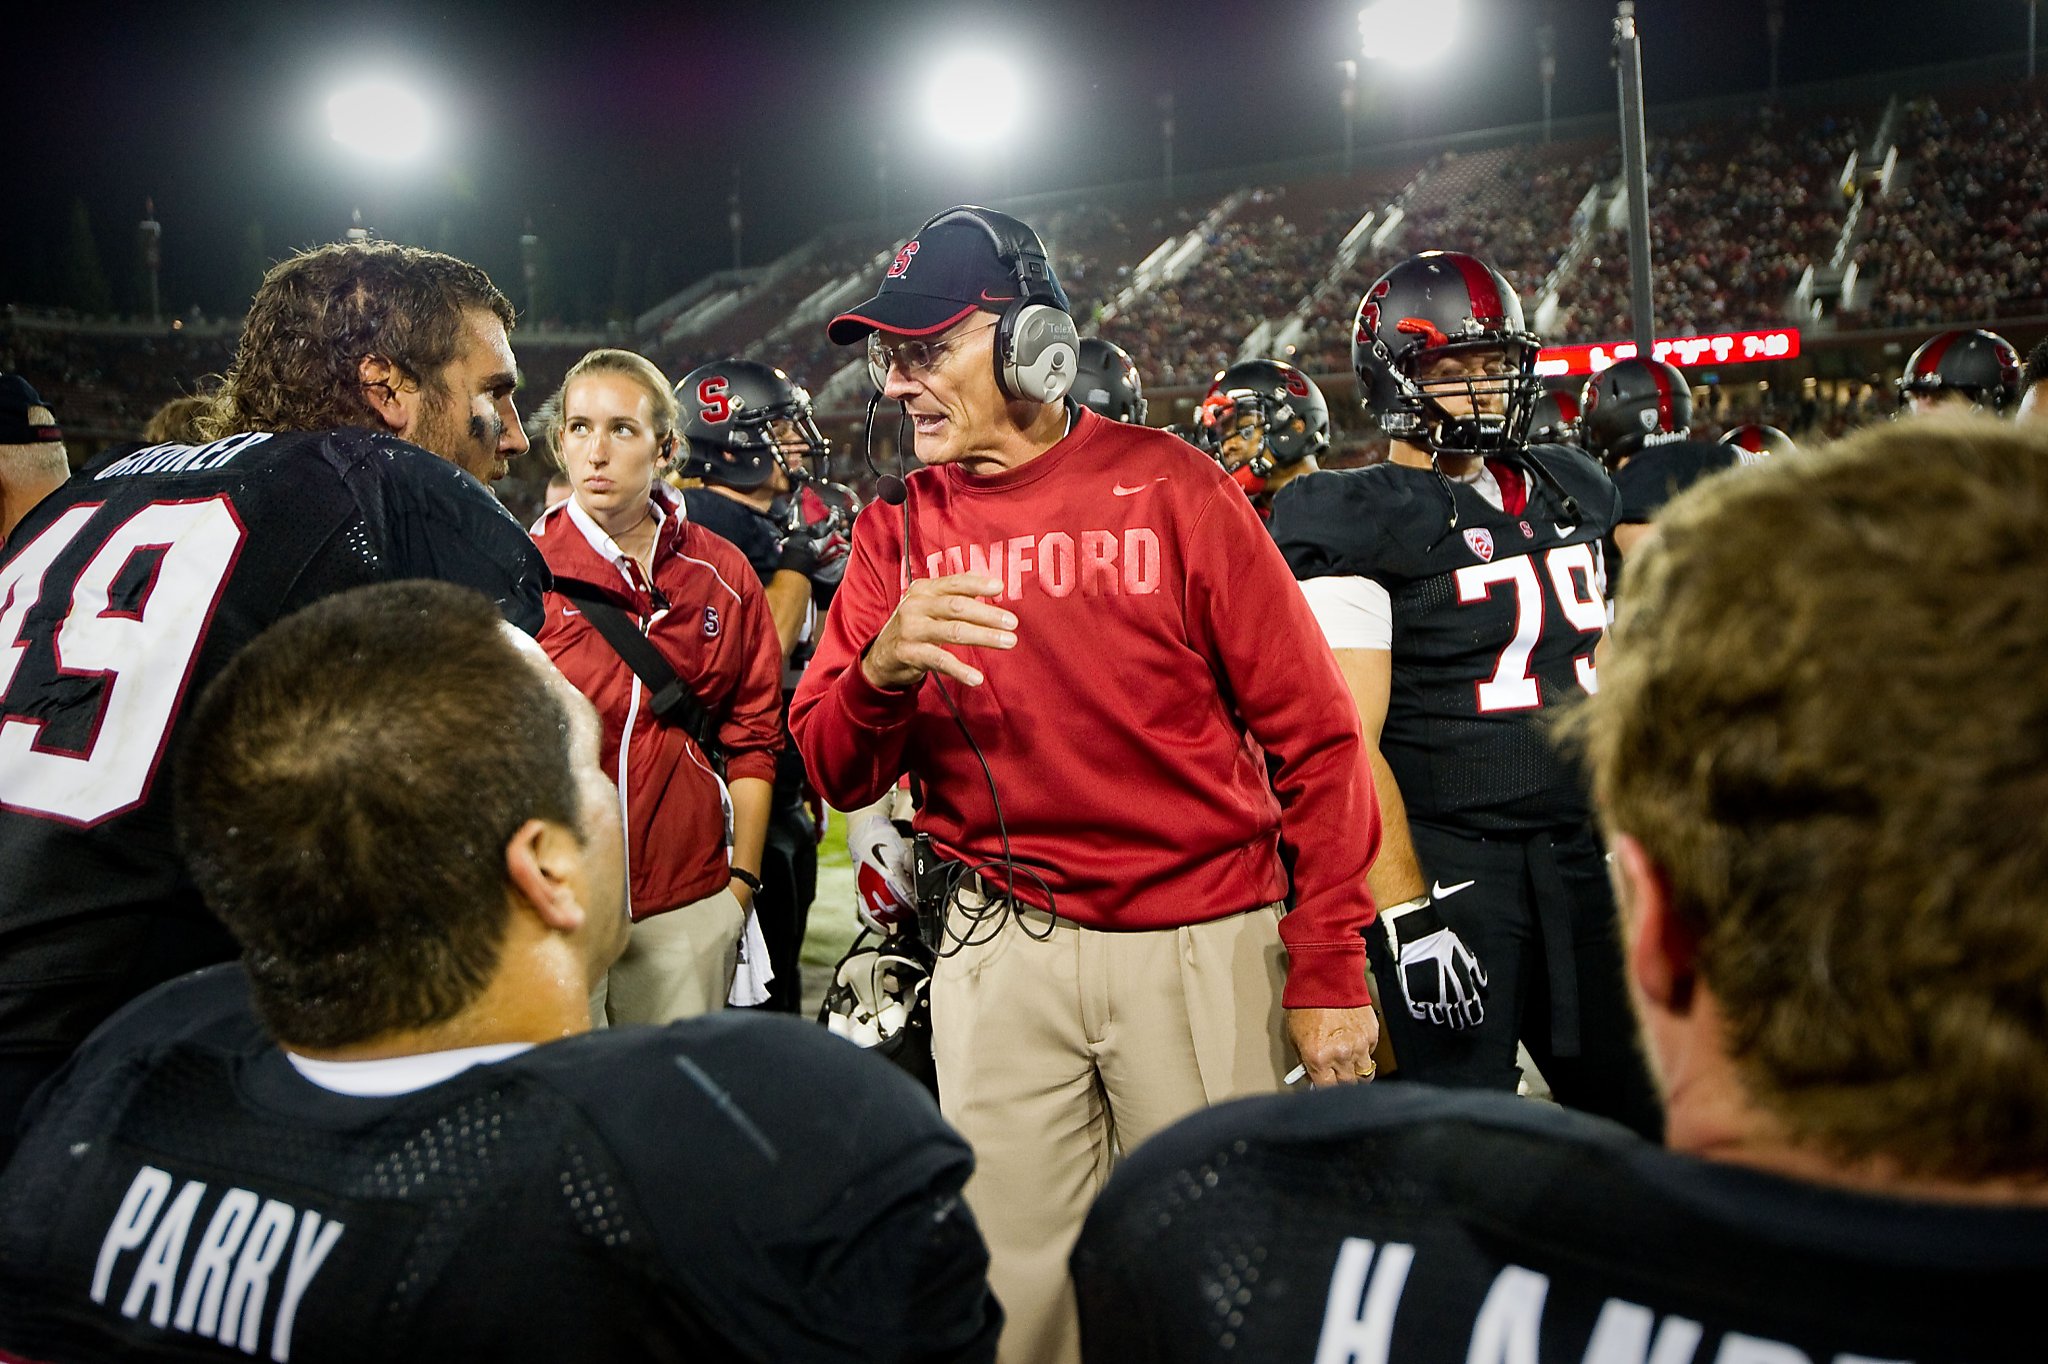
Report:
887,241,920,279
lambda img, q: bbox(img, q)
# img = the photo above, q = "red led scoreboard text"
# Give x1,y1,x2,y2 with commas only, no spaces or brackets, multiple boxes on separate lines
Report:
1534,327,1801,377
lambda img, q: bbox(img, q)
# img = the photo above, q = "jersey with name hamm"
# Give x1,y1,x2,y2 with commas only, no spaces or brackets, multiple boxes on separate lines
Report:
1611,438,1746,524
0,966,998,1363
0,429,545,1061
1271,447,1620,832
1073,1085,2048,1363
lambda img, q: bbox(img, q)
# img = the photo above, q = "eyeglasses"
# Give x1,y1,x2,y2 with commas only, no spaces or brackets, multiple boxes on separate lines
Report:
867,322,997,380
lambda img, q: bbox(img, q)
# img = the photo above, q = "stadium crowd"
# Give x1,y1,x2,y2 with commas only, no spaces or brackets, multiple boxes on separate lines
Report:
1101,188,1353,383
1555,108,1861,341
0,60,2045,1364
1850,91,2048,327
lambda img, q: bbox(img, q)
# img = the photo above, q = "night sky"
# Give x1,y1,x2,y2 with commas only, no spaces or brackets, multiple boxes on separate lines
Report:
9,0,2038,321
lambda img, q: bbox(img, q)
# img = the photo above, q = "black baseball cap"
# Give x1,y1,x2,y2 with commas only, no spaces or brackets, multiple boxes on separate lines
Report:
827,206,1068,345
0,374,61,444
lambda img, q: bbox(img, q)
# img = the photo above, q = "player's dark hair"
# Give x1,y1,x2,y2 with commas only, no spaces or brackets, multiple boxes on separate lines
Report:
2024,338,2048,391
201,241,515,441
1568,416,2048,1181
174,580,582,1049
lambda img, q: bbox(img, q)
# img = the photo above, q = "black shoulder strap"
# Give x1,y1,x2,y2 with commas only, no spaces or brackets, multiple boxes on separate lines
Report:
553,576,725,761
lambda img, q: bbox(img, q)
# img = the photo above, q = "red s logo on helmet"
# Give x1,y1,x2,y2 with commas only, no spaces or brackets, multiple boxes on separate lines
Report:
1358,279,1391,345
887,240,920,279
698,376,732,424
1283,370,1310,398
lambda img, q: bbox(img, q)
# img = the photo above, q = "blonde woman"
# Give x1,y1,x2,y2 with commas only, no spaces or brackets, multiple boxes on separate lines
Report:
532,349,782,1023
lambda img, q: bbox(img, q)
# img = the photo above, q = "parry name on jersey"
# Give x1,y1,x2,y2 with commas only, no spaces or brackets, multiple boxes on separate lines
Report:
90,1164,343,1363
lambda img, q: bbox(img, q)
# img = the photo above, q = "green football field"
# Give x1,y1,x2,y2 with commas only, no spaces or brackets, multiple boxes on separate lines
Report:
796,820,862,1014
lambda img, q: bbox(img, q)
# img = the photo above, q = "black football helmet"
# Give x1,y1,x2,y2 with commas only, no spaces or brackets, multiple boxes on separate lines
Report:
1895,328,2021,413
1352,250,1541,458
1527,388,1582,446
1195,359,1330,478
1719,423,1796,460
1578,357,1693,467
676,358,830,489
1073,338,1148,424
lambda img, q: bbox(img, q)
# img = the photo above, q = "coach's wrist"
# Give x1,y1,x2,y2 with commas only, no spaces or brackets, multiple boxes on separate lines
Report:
859,637,919,692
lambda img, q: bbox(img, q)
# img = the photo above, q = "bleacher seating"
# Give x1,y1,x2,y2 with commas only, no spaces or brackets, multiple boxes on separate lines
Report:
1846,91,2048,328
1558,109,1862,342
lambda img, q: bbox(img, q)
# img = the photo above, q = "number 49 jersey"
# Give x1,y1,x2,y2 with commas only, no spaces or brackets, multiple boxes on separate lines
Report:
0,428,547,1057
1272,446,1620,833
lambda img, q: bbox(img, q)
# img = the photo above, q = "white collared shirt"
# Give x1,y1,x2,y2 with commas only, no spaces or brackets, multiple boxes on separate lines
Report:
562,488,681,591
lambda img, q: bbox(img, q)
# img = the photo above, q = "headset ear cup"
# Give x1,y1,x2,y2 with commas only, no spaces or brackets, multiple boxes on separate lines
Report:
867,348,890,396
1000,303,1080,405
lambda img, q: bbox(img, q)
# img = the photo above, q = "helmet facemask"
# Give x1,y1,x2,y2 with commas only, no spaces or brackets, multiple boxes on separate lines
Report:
1198,389,1314,479
1397,337,1540,462
741,390,833,483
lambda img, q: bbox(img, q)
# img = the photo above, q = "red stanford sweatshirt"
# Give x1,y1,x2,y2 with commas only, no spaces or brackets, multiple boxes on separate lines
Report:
791,409,1379,1008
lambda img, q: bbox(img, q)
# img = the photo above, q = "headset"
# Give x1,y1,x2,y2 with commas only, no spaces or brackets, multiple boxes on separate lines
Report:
862,206,1080,407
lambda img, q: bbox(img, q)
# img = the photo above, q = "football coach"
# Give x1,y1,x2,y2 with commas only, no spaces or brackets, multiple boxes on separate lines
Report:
791,205,1382,1364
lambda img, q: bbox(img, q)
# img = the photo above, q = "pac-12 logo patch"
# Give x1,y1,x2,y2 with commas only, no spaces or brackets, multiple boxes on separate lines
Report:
1463,528,1494,561
702,606,721,637
1638,408,1658,431
887,240,920,279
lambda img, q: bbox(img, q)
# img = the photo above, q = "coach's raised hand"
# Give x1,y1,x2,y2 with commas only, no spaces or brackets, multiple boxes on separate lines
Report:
860,573,1017,691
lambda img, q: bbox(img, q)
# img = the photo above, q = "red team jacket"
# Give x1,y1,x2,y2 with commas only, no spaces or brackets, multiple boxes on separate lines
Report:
791,409,1381,1008
534,490,783,920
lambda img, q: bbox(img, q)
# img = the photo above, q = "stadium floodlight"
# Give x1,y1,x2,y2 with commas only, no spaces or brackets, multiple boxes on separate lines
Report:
326,79,434,164
1358,0,1463,68
923,50,1025,149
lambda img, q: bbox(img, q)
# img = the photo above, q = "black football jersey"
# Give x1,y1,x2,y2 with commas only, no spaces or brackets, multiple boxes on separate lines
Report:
1272,447,1619,831
682,486,783,583
0,966,998,1363
1074,1085,2048,1363
1611,438,1743,524
0,429,547,1057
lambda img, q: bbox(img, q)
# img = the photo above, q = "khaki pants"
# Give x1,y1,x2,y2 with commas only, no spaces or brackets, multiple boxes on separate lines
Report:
591,886,746,1027
931,905,1291,1364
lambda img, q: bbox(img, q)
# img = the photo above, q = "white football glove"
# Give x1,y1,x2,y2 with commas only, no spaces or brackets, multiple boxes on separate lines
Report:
1379,895,1488,1029
849,809,916,935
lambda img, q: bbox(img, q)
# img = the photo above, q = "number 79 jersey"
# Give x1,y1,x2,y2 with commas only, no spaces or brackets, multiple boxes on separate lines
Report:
1271,447,1621,833
0,428,547,1053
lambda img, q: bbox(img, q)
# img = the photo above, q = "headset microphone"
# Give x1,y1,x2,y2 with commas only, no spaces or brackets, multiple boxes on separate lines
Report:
862,392,909,506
